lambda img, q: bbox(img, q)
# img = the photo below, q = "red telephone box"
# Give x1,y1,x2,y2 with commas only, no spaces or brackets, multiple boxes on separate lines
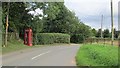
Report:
24,28,33,46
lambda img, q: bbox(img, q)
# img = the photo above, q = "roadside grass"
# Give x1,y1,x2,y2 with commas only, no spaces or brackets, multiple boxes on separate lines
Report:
2,40,33,54
76,44,118,67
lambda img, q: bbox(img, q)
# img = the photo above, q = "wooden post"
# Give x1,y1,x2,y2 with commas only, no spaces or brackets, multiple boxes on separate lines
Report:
4,2,10,47
4,15,8,47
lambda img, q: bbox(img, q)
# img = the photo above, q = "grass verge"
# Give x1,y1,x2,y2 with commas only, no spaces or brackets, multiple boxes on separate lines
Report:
2,40,34,54
76,44,118,67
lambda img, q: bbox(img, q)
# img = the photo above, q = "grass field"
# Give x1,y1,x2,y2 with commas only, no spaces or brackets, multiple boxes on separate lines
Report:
76,44,118,67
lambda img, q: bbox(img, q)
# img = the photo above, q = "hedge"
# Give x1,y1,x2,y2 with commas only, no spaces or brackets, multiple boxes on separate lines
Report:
34,33,70,45
70,34,84,43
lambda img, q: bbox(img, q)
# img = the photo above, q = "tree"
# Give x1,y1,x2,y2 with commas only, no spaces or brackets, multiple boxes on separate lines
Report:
2,2,32,33
42,2,68,33
96,29,102,38
114,28,119,38
31,16,43,33
91,28,97,37
103,29,110,38
76,23,92,38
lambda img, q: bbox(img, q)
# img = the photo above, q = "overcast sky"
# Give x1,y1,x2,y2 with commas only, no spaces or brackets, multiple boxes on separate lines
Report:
64,0,120,31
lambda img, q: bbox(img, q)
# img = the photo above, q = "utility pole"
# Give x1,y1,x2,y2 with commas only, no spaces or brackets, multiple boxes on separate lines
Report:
118,1,120,47
101,15,103,38
111,0,114,46
4,2,10,47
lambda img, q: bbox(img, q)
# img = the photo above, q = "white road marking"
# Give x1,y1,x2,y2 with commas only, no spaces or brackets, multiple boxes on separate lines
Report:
31,51,51,60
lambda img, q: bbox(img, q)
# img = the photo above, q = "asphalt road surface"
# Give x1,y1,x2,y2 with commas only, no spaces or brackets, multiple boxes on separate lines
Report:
2,44,80,66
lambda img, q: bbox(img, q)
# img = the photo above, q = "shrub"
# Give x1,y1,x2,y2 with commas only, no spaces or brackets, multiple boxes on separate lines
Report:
70,34,84,43
76,44,118,67
34,33,70,45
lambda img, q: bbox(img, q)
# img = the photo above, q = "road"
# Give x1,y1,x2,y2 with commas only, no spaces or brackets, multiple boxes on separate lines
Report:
2,44,80,66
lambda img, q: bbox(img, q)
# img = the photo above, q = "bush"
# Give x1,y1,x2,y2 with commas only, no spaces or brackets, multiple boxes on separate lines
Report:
70,34,84,43
34,33,70,45
76,44,118,67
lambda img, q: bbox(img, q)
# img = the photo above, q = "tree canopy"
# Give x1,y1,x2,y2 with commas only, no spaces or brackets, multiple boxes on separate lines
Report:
2,2,93,39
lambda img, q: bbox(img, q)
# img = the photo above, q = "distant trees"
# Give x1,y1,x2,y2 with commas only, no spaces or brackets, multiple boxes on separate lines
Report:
114,28,119,38
91,28,97,37
92,28,119,39
96,29,101,38
103,29,110,38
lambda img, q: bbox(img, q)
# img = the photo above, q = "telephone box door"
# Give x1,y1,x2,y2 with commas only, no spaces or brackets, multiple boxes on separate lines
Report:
24,28,32,46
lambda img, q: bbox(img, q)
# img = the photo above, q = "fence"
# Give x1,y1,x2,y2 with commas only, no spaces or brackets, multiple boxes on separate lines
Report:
84,38,119,46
